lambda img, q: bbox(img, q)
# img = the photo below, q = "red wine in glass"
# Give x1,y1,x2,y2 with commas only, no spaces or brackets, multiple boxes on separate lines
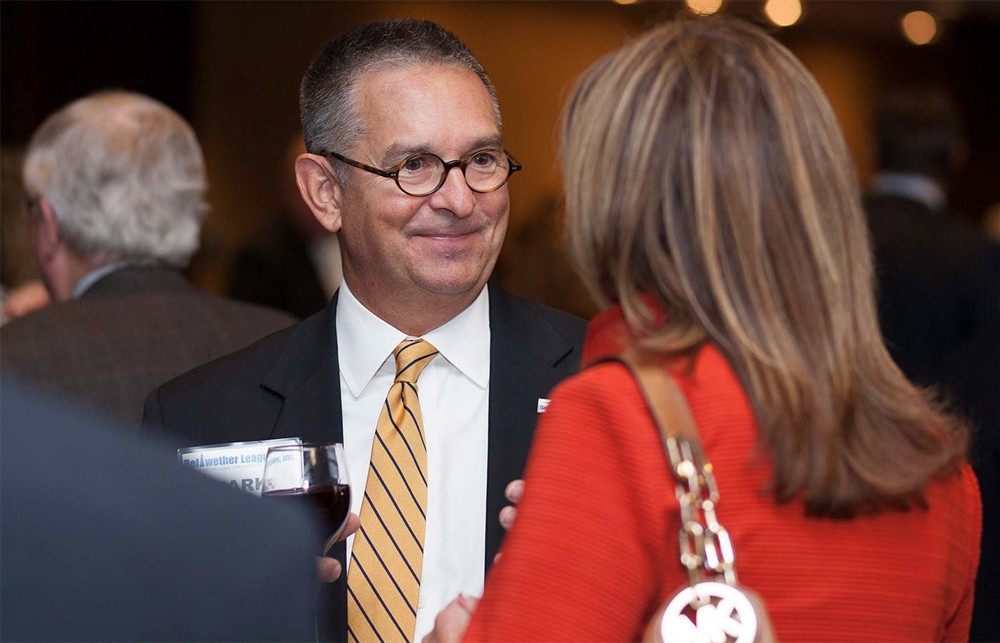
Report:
261,443,351,556
264,484,351,555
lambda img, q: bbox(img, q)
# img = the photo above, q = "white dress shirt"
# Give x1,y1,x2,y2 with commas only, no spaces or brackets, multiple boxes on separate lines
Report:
337,280,490,642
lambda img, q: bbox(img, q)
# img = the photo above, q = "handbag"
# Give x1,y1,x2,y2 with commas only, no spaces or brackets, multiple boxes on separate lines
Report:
616,348,777,643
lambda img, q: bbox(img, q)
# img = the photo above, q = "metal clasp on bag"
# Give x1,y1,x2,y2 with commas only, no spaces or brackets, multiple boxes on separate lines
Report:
660,581,758,643
662,436,757,642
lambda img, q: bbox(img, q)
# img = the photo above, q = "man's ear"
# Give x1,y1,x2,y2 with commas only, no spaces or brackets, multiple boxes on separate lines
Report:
295,154,343,233
34,197,62,261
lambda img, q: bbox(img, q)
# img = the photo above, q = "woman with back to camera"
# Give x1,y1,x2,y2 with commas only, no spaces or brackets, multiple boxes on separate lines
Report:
426,15,980,643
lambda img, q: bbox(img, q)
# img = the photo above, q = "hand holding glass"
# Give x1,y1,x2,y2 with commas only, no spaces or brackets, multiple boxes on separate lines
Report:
261,443,351,557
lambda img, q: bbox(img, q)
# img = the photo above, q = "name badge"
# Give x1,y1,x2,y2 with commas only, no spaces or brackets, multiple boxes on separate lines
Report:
178,437,302,496
537,398,551,413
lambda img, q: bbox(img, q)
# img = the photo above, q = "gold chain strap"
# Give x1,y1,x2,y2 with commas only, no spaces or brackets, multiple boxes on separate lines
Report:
616,348,767,643
668,436,739,589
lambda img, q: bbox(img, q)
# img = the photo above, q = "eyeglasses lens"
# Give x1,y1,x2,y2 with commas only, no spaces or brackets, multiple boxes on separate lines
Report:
396,150,511,196
397,155,441,195
466,150,509,192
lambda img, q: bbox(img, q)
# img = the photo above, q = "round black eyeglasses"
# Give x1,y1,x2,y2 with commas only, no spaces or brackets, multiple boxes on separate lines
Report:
320,147,522,197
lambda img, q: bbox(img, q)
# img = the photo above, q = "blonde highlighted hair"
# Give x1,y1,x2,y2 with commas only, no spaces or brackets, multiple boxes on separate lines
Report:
561,16,967,517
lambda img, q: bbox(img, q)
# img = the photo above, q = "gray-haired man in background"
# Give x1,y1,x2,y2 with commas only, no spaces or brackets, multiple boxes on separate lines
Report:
0,90,295,424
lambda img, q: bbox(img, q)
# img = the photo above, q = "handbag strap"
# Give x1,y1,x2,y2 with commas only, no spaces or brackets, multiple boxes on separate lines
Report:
611,347,740,588
618,346,699,444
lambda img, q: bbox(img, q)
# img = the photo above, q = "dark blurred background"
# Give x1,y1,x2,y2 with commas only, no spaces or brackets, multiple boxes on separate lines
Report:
3,0,999,317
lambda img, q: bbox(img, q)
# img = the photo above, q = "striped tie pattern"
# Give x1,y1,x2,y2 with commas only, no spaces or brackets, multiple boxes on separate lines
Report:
348,339,438,642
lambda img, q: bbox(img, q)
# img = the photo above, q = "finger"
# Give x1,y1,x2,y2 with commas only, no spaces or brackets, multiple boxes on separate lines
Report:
504,479,525,503
499,505,516,530
316,556,342,583
456,594,480,612
340,512,361,541
426,597,475,643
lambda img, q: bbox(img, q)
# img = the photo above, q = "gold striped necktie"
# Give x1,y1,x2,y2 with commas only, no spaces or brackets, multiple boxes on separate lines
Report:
348,338,438,642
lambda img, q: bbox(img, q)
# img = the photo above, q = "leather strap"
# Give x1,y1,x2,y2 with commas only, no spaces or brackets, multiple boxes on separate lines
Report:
615,346,699,447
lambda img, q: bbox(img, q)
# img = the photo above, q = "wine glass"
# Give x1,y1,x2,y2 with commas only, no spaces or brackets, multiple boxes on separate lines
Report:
261,442,351,557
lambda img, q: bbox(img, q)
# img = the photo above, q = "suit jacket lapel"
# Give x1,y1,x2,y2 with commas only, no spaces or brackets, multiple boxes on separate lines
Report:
485,282,578,570
261,293,344,445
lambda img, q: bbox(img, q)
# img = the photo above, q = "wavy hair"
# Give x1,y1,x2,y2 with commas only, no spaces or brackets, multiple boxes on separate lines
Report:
561,16,968,518
22,90,207,267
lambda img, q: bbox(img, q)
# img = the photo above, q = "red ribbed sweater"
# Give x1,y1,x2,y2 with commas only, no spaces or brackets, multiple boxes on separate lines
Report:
464,306,981,642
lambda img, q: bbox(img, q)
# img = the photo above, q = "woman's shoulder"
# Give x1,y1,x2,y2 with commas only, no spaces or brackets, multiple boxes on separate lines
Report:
548,360,646,419
928,462,982,534
552,357,683,407
562,344,749,415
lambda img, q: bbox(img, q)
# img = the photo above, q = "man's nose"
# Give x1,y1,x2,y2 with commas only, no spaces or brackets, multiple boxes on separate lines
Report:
428,166,476,217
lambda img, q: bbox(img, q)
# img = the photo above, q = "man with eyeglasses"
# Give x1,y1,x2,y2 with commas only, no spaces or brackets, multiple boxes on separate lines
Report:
143,18,586,643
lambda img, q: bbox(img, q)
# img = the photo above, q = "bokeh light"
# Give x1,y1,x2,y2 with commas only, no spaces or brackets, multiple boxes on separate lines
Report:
685,0,724,16
764,0,803,27
901,11,938,45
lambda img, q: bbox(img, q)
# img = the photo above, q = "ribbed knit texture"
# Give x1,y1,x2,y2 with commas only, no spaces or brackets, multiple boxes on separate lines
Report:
463,306,980,642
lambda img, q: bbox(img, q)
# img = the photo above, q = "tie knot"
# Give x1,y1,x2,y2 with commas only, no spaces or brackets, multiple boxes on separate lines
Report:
393,339,438,384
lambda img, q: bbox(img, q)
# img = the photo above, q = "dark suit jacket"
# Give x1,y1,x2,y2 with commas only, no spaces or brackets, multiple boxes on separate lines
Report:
1,379,319,642
230,219,331,319
143,281,587,641
865,194,1000,388
0,266,297,426
866,194,1000,642
945,316,1000,643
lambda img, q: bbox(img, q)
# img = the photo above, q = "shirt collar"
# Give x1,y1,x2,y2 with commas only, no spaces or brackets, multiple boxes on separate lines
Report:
71,261,129,299
336,280,490,399
871,172,946,211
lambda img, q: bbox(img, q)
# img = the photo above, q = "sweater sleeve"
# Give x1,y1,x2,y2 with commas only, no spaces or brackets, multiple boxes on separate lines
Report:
463,364,675,642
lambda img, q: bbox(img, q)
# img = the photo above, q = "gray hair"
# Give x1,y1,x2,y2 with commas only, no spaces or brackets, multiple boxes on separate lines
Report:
300,19,501,183
22,90,207,267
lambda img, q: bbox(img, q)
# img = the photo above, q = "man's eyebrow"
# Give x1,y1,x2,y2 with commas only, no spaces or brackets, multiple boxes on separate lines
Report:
379,136,504,165
380,143,426,166
465,135,504,152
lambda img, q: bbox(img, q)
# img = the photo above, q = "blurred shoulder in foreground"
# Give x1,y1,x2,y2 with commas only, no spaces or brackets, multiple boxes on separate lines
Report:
0,379,318,642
